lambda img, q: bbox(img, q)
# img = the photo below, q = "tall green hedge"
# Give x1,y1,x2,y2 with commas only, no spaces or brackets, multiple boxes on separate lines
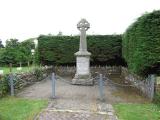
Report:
38,35,124,65
122,10,160,76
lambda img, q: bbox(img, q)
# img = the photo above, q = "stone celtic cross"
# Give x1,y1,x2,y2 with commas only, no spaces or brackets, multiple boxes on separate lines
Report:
77,19,90,51
72,18,93,85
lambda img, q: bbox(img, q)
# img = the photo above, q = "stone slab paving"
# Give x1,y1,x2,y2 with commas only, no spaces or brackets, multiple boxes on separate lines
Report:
36,110,108,120
34,100,118,120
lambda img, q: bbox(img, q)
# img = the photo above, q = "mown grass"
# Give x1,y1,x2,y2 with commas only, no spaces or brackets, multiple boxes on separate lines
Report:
0,97,48,120
114,103,160,120
0,66,35,74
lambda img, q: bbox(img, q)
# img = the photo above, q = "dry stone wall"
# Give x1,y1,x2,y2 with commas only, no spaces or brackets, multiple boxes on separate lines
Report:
9,66,53,92
155,77,160,93
121,67,156,100
54,66,121,77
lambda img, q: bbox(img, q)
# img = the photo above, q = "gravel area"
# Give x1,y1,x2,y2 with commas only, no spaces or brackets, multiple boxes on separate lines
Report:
17,75,148,120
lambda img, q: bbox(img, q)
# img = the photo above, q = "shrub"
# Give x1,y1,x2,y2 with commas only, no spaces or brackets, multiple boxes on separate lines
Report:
34,67,43,81
122,10,160,76
0,75,9,98
153,92,160,104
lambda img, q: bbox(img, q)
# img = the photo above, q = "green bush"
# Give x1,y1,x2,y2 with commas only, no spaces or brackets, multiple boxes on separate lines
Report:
153,92,160,104
122,10,160,76
34,67,43,81
0,75,9,98
38,35,124,65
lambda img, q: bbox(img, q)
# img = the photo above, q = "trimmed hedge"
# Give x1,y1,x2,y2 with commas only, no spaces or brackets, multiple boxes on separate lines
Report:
38,35,125,65
122,10,160,76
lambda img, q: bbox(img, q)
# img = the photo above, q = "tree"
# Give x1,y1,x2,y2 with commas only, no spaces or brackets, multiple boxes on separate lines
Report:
57,31,63,36
0,48,5,65
6,39,19,48
20,38,35,66
0,38,35,66
0,39,4,48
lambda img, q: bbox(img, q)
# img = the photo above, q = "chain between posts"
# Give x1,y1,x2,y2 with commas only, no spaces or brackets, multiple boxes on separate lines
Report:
56,75,72,84
8,73,27,96
93,73,148,87
56,72,148,87
104,76,149,87
8,73,18,96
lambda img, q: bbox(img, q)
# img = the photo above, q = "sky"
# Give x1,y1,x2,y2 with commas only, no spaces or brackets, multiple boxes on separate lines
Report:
0,0,159,44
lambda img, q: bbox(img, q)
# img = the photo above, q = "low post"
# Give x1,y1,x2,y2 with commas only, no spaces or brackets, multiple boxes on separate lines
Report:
99,74,104,101
9,63,14,96
51,72,56,98
9,63,12,73
150,74,155,100
10,74,14,96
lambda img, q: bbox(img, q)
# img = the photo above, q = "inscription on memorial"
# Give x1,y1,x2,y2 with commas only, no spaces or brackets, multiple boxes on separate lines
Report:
77,57,89,74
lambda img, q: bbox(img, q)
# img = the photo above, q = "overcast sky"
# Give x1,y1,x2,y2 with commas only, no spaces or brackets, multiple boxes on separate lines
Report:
0,0,159,44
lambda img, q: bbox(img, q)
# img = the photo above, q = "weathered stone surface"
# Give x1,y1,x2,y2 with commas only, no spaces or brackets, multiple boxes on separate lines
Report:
76,57,90,75
72,74,93,85
77,18,90,51
72,19,93,85
37,110,108,120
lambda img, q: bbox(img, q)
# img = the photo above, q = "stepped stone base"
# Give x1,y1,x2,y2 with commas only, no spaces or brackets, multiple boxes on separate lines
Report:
72,74,93,85
72,51,93,86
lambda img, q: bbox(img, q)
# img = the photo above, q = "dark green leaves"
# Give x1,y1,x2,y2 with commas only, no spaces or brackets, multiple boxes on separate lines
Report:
38,35,123,65
122,10,160,76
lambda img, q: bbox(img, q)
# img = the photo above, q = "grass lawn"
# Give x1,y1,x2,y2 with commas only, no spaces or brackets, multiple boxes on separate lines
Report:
0,97,48,120
114,103,160,120
0,66,35,74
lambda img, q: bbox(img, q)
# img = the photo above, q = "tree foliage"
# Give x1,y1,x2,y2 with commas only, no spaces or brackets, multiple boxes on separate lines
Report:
122,10,160,76
38,35,124,65
0,39,4,48
0,39,35,66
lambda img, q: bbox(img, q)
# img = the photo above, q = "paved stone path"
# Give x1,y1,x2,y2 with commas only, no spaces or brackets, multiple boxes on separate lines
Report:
34,97,117,120
17,75,148,120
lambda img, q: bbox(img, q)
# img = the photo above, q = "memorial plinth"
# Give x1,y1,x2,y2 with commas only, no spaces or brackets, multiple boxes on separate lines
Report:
72,19,93,85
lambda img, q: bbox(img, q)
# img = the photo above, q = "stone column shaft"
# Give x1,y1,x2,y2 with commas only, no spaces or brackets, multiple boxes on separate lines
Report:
80,29,87,51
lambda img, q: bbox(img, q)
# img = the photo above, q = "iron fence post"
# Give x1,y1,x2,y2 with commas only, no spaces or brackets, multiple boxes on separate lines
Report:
99,74,104,101
150,74,155,100
10,74,14,96
51,72,56,98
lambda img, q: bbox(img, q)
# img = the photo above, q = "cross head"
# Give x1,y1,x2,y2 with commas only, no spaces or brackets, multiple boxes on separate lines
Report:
77,19,90,31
